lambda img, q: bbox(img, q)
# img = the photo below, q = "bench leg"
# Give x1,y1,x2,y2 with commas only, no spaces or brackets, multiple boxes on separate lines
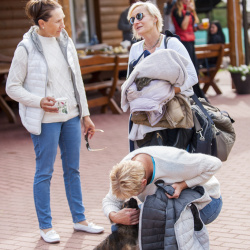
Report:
202,84,209,94
0,96,16,123
101,105,108,113
203,81,222,95
108,98,123,114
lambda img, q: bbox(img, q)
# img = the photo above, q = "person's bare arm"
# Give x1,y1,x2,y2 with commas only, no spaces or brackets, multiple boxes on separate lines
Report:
181,2,195,30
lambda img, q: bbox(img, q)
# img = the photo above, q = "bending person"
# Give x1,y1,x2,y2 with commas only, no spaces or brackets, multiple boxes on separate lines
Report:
6,0,104,244
103,146,222,227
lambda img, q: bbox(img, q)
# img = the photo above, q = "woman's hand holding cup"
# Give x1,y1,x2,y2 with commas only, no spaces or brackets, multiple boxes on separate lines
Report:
40,96,58,113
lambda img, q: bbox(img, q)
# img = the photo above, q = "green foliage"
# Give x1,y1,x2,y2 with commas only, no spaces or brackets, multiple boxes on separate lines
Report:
228,65,250,81
197,2,227,27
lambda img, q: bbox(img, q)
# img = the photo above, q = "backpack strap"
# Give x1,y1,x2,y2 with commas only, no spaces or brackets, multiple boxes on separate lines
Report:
128,49,151,76
164,36,172,49
164,29,181,49
191,94,215,126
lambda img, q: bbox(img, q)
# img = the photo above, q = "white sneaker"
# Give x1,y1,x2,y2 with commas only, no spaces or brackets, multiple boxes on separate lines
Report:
74,222,104,234
40,229,60,243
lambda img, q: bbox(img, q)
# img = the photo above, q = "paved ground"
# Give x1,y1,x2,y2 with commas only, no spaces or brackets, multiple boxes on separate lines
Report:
0,70,250,250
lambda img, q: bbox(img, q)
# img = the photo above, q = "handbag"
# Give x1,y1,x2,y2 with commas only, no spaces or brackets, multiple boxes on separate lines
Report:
189,94,236,161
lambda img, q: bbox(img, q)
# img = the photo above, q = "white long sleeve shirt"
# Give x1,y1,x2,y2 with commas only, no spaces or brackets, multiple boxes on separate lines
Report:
102,146,222,219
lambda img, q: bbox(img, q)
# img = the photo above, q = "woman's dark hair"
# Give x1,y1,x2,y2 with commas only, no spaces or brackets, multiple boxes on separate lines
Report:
208,20,225,44
25,0,62,26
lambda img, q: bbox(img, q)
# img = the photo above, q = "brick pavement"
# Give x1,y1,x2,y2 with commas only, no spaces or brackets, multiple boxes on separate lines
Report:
0,70,250,249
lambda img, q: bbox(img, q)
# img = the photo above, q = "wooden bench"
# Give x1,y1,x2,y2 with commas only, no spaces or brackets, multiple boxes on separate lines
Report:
113,54,129,90
79,54,122,114
195,43,229,95
223,43,231,57
0,62,17,123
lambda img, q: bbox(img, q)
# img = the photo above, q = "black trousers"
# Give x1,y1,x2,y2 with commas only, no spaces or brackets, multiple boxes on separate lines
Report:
182,41,208,101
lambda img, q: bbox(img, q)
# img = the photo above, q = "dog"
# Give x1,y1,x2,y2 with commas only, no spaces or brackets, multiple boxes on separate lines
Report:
94,198,139,250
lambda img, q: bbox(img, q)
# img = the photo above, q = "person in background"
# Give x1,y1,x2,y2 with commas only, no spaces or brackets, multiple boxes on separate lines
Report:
118,0,138,43
172,0,208,99
208,20,225,45
6,0,104,244
198,20,226,70
163,0,176,34
207,20,225,65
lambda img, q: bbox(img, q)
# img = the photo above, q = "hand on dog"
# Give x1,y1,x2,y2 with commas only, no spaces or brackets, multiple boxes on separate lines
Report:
166,181,188,199
109,208,140,225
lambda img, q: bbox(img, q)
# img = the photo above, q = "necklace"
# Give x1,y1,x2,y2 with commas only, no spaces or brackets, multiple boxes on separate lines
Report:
143,34,161,50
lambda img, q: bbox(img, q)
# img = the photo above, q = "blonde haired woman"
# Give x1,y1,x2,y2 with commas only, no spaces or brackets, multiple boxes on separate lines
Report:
127,1,197,94
103,146,223,227
126,1,198,151
6,0,103,243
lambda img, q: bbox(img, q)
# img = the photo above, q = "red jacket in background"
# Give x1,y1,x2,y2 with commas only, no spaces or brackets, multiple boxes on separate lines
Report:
172,5,195,42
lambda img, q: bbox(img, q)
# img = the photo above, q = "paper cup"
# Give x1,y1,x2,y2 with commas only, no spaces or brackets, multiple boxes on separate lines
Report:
55,97,68,114
202,18,209,29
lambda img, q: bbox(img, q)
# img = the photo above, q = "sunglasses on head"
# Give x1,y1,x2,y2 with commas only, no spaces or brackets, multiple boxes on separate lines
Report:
130,13,144,25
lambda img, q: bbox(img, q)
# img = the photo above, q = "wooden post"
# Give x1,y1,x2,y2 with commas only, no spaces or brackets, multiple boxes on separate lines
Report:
227,0,244,66
59,0,72,37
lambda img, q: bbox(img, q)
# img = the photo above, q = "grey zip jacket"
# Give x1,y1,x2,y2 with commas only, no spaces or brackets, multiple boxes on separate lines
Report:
139,184,210,250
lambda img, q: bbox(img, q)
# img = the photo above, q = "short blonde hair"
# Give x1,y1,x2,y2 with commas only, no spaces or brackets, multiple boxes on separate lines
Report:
127,1,163,39
110,160,145,200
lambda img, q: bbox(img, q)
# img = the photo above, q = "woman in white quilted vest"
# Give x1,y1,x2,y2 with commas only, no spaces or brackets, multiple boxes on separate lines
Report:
6,0,104,244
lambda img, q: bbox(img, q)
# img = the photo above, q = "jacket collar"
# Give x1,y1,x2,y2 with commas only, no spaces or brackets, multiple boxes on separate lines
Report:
24,26,69,53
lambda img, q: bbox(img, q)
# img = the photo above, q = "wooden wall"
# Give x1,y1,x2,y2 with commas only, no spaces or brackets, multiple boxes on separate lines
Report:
0,0,131,57
99,0,129,47
0,0,71,58
0,0,30,57
59,0,72,37
98,0,164,47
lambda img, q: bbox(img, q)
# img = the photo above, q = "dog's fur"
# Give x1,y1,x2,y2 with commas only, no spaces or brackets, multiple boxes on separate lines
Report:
94,198,139,250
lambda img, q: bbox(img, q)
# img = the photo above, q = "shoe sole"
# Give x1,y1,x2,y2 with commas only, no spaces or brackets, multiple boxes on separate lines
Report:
41,236,60,244
73,228,104,234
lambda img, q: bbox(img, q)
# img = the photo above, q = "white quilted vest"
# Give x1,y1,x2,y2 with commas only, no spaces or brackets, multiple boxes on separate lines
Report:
17,26,89,135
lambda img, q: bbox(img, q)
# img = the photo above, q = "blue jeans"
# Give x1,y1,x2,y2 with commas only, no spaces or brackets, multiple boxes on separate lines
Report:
200,196,222,225
31,116,86,229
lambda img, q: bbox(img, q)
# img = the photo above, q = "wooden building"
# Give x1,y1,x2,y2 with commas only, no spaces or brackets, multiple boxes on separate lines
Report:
0,0,135,57
0,0,243,65
0,0,168,58
0,0,31,57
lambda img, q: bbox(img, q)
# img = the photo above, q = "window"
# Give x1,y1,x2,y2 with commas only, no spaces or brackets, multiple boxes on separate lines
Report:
69,0,96,48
